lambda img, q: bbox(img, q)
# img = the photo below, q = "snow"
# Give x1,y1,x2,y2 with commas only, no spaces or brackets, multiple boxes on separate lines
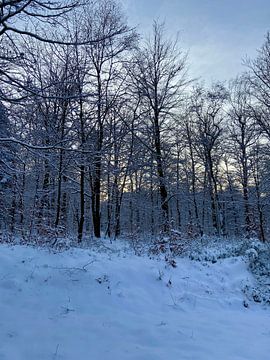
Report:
0,242,269,359
245,248,259,262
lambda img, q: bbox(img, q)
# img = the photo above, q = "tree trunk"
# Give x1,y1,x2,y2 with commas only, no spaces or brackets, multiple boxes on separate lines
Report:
154,109,169,232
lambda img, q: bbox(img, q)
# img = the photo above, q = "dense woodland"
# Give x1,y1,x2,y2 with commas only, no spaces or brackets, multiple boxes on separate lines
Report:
1,0,270,242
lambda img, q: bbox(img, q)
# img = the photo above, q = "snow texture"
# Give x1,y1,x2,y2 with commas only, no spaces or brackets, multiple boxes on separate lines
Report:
0,241,269,360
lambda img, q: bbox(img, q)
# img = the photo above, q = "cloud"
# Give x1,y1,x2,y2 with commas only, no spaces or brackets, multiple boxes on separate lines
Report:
121,0,270,82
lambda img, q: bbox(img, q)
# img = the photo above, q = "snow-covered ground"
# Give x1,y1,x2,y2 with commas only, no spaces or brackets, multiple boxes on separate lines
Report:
0,241,269,360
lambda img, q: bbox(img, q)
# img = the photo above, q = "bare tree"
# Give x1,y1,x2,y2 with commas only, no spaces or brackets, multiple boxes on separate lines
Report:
190,83,227,235
131,21,187,232
228,75,258,236
82,0,137,238
0,0,118,45
246,32,270,139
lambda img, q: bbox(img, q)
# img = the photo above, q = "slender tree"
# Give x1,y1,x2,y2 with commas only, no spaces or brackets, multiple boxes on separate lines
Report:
131,21,187,232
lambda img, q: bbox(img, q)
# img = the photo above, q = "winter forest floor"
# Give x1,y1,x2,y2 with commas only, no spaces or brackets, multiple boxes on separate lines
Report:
0,237,270,360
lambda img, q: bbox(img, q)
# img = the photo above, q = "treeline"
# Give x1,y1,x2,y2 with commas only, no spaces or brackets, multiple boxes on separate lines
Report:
0,0,270,242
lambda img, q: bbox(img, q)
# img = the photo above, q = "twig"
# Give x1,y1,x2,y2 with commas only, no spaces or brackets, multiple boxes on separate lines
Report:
53,344,59,359
49,260,95,273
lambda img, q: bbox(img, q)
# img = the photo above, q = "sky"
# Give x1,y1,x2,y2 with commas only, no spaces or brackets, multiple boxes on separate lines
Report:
121,0,270,83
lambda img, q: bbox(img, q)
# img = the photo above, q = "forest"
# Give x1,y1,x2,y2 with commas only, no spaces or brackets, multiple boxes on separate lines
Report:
1,0,270,244
1,1,270,359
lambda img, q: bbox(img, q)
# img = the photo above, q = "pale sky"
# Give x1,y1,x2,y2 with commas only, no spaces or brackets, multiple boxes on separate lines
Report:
121,0,270,83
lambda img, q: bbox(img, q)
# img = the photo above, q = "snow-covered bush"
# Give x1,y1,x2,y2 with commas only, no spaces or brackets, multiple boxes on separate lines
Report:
244,242,270,304
186,236,249,262
245,248,258,263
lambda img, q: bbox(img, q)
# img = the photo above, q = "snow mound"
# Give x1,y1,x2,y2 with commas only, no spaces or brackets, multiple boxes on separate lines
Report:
0,243,269,360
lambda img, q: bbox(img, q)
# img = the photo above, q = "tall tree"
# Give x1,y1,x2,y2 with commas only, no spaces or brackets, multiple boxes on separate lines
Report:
246,32,270,139
228,76,258,236
131,21,187,232
83,0,137,238
190,83,227,235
